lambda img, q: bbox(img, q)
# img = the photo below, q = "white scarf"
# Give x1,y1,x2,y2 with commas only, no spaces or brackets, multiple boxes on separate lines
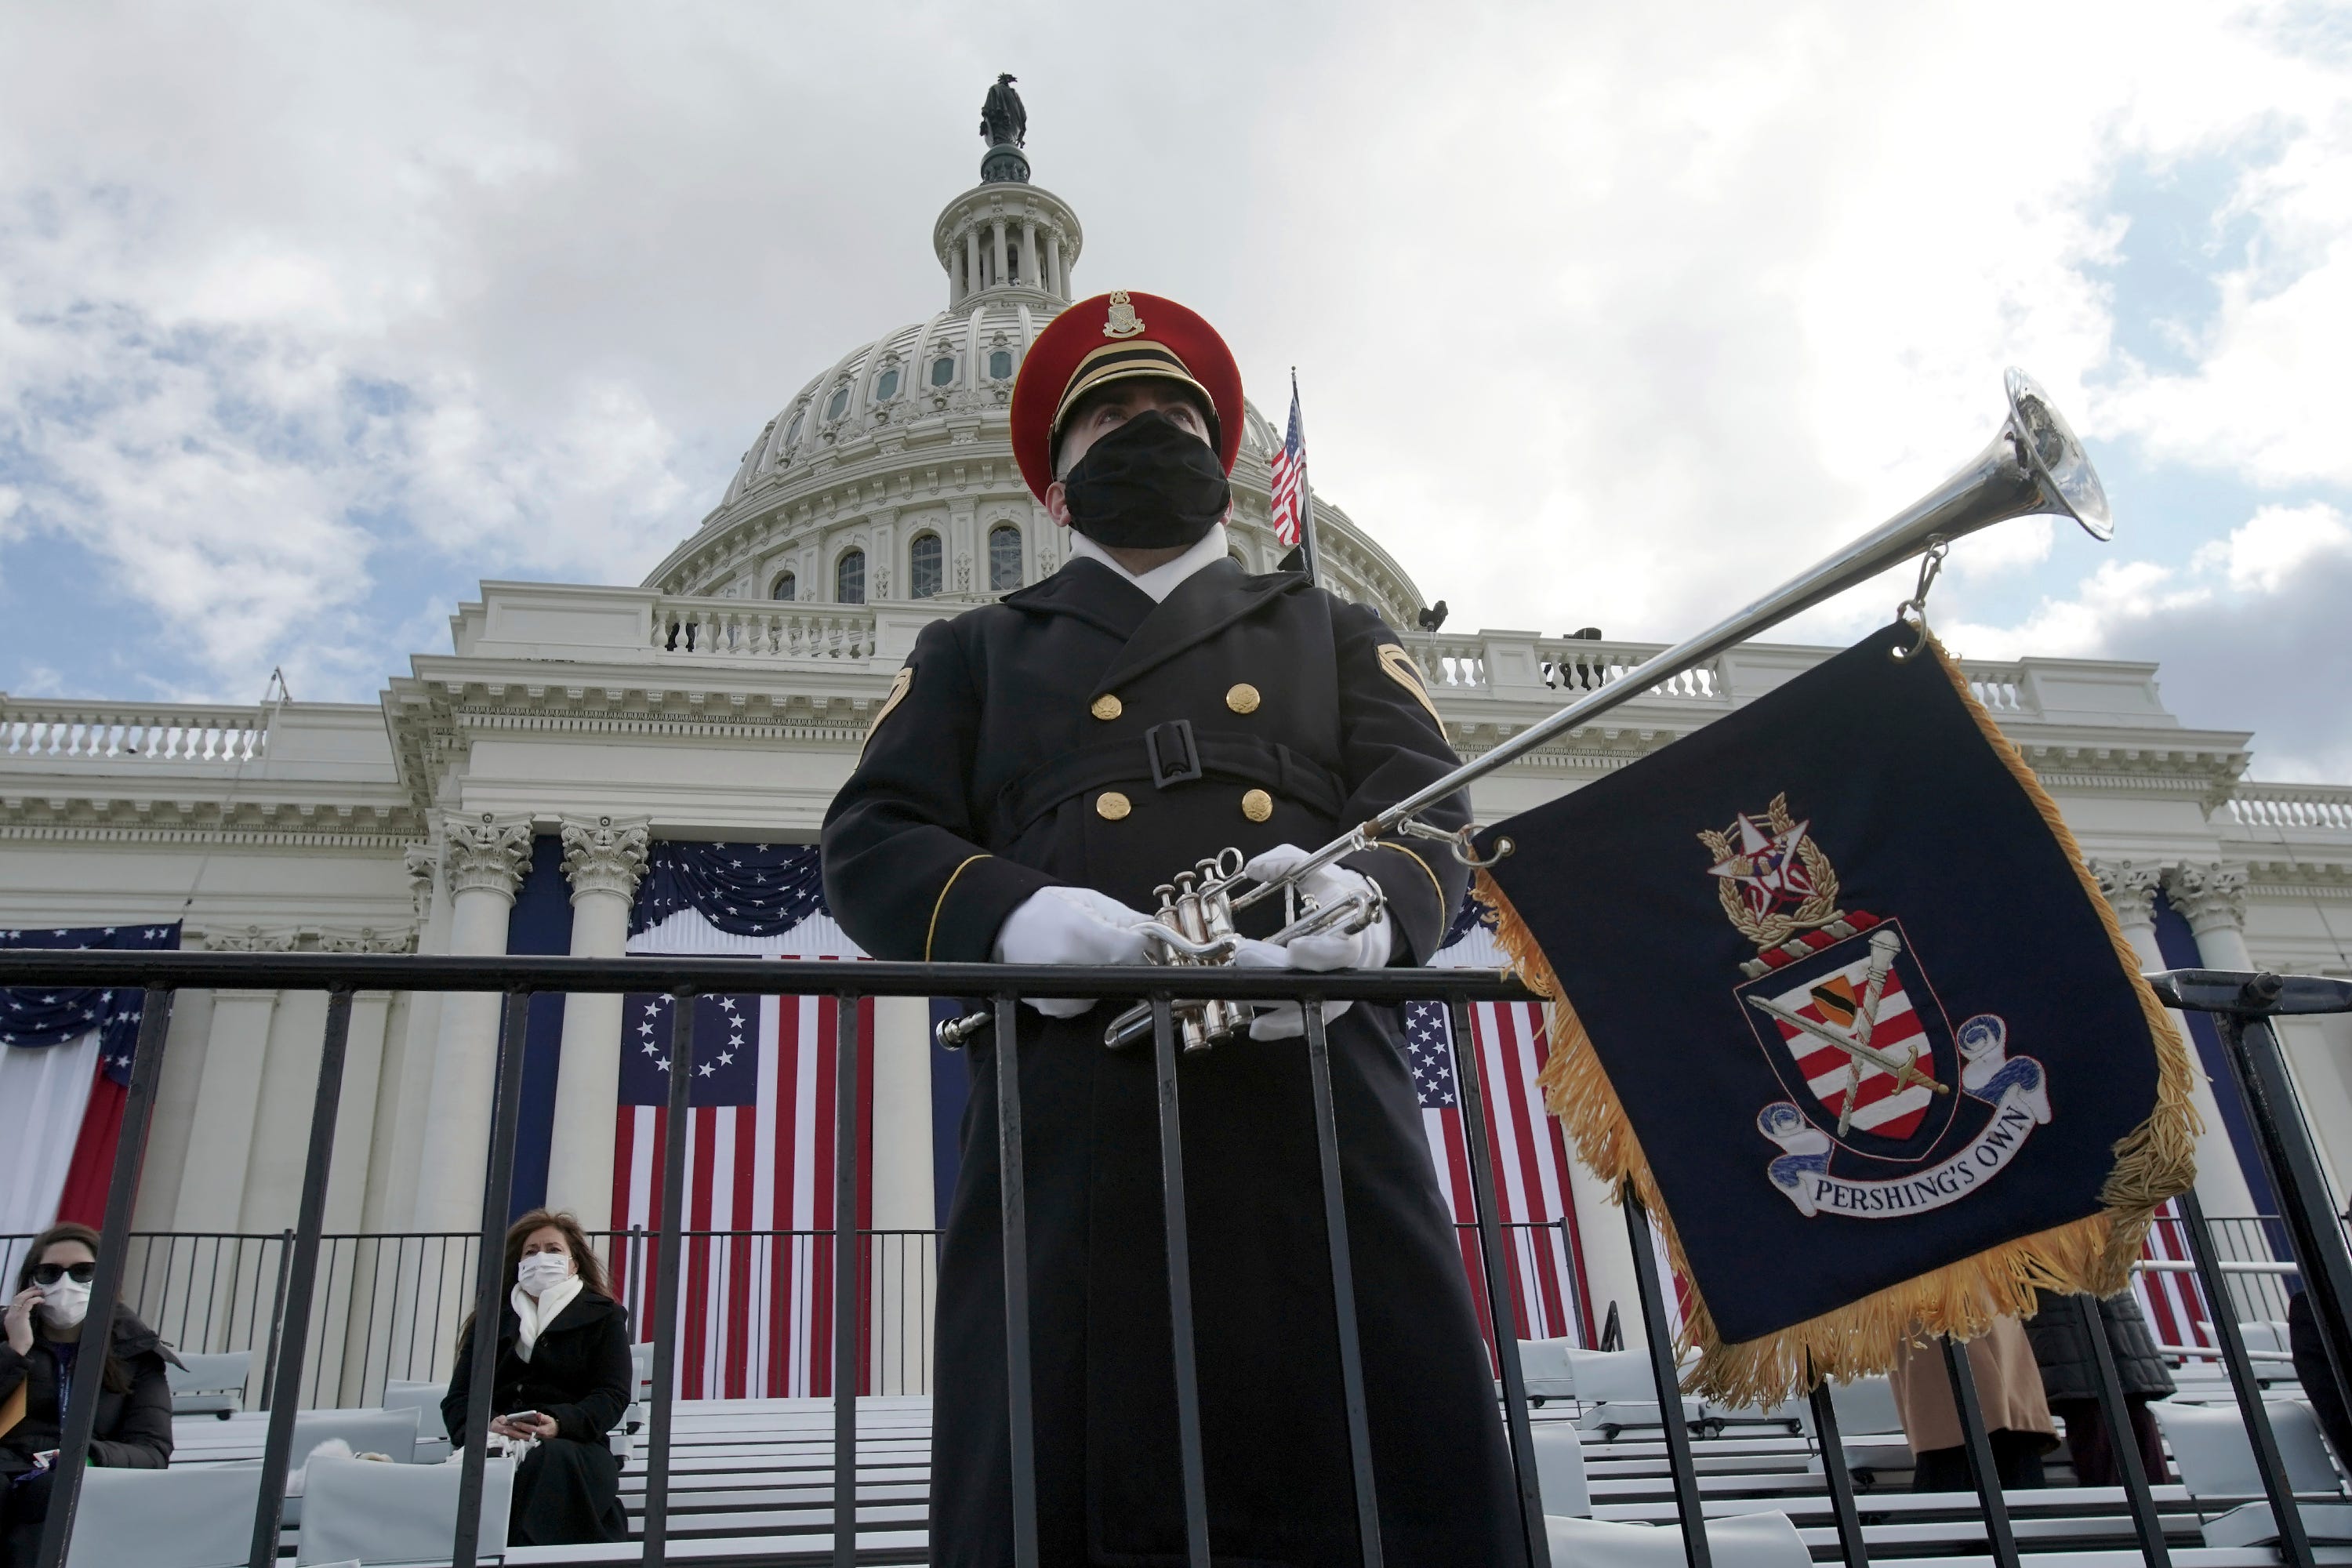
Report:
510,1275,583,1363
1066,522,1231,604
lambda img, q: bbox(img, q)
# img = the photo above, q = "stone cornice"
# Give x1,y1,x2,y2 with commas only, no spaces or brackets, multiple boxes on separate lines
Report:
188,921,419,953
561,814,650,902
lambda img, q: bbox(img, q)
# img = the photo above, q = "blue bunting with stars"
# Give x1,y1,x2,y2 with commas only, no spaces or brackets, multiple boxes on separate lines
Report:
629,840,829,939
0,923,180,1083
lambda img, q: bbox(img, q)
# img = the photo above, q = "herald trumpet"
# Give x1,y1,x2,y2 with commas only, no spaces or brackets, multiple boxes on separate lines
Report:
937,370,2111,1056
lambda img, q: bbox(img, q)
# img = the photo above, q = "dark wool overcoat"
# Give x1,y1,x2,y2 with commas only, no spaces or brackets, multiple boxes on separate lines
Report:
2024,1287,2176,1403
822,557,1525,1567
442,1290,632,1547
0,1308,175,1475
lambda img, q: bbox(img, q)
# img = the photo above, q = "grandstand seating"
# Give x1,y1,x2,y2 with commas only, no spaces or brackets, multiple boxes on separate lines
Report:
158,1356,2352,1566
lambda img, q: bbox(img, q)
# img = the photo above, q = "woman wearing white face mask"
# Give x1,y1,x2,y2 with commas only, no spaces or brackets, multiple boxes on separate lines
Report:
441,1209,630,1546
1,1222,177,1567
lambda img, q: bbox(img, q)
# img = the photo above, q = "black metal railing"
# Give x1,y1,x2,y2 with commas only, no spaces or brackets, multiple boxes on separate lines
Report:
12,950,2352,1568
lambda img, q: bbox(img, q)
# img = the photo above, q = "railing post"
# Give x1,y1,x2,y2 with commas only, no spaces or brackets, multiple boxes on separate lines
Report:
2180,1187,2314,1568
2078,1294,2171,1567
246,988,356,1568
1941,1335,2021,1568
833,993,862,1568
1621,1184,1709,1568
1802,1353,1869,1568
992,992,1040,1568
1150,994,1212,1568
33,988,173,1568
642,989,699,1567
452,990,532,1568
256,1228,295,1411
2215,999,2352,1442
1301,1000,1384,1566
1446,996,1551,1567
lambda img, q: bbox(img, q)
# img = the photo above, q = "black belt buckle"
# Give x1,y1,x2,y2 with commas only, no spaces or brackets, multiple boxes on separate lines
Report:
1145,719,1203,789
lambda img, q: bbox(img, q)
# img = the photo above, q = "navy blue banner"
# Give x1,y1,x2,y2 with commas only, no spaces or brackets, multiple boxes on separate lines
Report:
631,840,828,938
0,922,180,1082
1480,626,2175,1345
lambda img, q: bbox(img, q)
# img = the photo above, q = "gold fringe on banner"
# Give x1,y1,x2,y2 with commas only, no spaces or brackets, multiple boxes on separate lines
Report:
1478,634,2200,1406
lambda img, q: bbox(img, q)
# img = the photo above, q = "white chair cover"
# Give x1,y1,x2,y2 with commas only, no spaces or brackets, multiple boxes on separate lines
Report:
295,1453,514,1566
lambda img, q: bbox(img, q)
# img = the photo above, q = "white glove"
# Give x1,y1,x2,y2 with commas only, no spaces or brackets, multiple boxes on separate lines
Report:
1242,845,1393,972
992,885,1158,1017
1232,938,1356,1041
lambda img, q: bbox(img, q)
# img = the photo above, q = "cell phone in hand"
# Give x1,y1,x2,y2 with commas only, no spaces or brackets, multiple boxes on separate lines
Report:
501,1411,540,1424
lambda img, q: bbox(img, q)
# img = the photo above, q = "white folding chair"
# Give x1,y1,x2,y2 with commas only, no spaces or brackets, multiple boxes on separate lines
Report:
1545,1510,1812,1568
1518,1338,1578,1404
296,1453,514,1566
67,1462,263,1568
289,1406,423,1469
165,1349,252,1419
1530,1422,1592,1516
381,1381,449,1462
2154,1398,2343,1501
1824,1374,1911,1478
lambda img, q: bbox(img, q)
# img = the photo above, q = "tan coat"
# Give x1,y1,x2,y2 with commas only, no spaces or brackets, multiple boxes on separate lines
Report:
1886,1317,2056,1454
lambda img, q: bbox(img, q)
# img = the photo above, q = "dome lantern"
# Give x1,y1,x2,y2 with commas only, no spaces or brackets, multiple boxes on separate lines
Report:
935,76,1080,311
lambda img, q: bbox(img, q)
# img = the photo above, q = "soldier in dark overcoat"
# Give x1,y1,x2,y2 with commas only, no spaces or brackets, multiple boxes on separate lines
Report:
822,291,1525,1566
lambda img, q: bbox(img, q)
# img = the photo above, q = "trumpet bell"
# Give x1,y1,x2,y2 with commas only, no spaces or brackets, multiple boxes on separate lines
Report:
2005,368,2111,541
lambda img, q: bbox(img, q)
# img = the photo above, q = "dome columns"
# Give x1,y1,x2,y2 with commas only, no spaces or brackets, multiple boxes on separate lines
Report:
934,181,1081,311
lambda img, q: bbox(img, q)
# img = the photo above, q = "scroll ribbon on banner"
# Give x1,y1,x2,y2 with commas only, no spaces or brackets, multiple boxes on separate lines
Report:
1472,622,2199,1403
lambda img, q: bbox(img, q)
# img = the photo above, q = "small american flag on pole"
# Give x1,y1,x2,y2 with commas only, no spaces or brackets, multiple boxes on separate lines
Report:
1269,374,1308,550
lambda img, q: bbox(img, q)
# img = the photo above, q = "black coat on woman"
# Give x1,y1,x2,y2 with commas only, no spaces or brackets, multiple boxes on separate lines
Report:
2025,1287,2175,1486
0,1308,176,1568
441,1290,632,1548
823,559,1525,1566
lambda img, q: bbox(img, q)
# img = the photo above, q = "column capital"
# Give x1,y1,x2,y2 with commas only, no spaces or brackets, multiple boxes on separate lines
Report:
560,814,652,904
2088,858,2165,930
2165,862,2249,937
441,812,533,902
403,841,437,921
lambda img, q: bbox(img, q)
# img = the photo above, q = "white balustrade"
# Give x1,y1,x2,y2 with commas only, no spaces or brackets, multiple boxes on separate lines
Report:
1958,662,2030,714
1403,634,1721,700
0,704,267,764
2225,784,2352,833
651,599,878,662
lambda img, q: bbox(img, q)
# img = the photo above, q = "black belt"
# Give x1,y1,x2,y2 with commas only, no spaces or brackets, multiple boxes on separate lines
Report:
995,720,1347,837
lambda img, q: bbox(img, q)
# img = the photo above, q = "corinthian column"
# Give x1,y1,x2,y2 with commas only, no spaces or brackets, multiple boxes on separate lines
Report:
544,815,651,1233
2092,858,2258,1217
413,814,533,1232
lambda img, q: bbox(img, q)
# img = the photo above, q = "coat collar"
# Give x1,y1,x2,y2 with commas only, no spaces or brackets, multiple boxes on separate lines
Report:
998,557,1156,642
496,1287,622,1343
1088,559,1309,699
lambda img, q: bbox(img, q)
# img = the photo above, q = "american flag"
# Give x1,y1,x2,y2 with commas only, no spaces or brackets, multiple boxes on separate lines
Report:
2131,1198,2215,1356
1269,379,1308,549
1403,992,1592,1351
608,982,875,1399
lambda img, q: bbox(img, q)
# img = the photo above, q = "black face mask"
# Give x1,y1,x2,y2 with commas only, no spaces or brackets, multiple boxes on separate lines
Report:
1058,408,1230,550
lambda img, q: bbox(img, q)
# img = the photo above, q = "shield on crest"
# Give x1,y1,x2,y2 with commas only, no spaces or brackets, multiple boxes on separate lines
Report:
1735,918,1963,1159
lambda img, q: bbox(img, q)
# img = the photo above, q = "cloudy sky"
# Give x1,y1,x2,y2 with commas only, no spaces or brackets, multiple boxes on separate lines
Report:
2,2,2349,777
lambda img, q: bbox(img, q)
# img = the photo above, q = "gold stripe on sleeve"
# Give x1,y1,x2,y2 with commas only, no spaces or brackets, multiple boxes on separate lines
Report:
925,855,992,962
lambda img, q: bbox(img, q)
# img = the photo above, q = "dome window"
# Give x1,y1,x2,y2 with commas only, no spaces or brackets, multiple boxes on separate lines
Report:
771,570,797,602
988,349,1014,380
836,548,866,604
826,385,851,420
909,533,942,599
875,366,901,401
931,355,956,388
988,524,1022,590
785,410,804,445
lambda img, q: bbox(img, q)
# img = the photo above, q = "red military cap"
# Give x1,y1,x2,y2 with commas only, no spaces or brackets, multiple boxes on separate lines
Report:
1010,289,1247,503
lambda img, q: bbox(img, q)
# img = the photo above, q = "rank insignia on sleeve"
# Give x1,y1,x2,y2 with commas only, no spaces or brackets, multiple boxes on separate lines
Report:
1377,644,1443,726
1710,796,2049,1220
862,666,914,755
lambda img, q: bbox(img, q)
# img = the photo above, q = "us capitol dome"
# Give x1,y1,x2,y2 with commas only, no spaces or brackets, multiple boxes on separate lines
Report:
641,123,1428,630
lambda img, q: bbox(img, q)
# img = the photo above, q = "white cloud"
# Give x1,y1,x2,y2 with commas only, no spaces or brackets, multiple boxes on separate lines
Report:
0,0,2345,774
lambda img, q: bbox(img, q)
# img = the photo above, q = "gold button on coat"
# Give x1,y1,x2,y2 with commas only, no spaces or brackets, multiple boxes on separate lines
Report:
1240,789,1273,822
1096,791,1132,821
1091,693,1123,721
1225,683,1261,714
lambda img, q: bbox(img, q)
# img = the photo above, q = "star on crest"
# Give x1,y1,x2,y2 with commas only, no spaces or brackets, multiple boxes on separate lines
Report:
1706,811,1815,918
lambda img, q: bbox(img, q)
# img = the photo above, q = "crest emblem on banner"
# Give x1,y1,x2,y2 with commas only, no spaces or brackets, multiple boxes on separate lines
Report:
1703,794,2053,1220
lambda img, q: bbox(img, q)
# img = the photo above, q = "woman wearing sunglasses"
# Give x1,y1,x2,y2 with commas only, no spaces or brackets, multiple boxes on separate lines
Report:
0,1221,177,1566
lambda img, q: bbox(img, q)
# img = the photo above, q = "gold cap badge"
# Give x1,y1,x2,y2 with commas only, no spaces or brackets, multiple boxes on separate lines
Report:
1103,290,1145,339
